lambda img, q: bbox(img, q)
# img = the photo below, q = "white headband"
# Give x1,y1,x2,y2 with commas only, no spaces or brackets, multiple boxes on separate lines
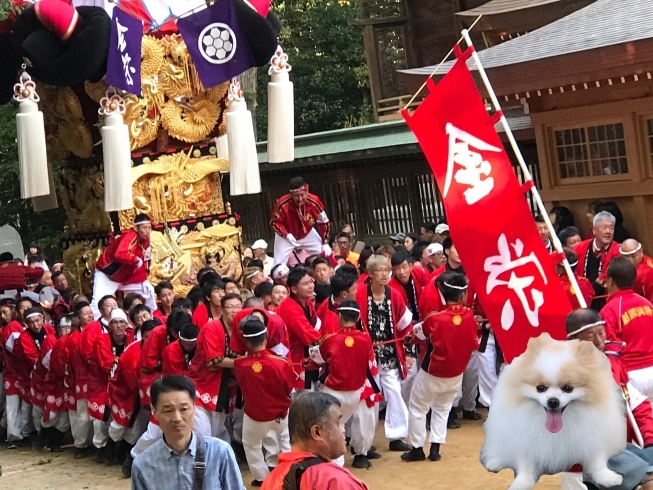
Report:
243,327,268,338
443,281,468,290
135,220,151,225
178,334,197,342
272,264,289,280
338,307,360,313
566,320,605,338
620,243,642,256
25,312,43,319
569,260,579,267
246,270,261,280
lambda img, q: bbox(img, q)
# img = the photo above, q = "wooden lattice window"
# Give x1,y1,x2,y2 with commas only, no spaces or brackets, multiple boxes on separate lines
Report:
555,123,628,179
375,25,408,99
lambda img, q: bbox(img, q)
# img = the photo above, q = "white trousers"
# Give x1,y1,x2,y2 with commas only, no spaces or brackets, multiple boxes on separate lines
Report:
90,270,157,319
401,361,419,406
408,370,462,448
322,386,375,462
69,399,94,448
453,353,479,412
42,411,71,432
273,228,322,266
374,367,409,441
478,333,499,407
243,413,290,482
193,407,230,442
628,365,653,403
6,394,32,441
131,421,162,458
108,407,150,445
93,418,110,448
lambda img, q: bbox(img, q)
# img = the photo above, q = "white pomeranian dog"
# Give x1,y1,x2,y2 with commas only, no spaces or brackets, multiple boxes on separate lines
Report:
480,333,626,490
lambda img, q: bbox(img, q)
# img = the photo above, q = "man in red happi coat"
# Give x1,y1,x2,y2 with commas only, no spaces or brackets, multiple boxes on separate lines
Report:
270,176,331,266
557,248,595,310
231,298,289,358
87,309,133,463
621,239,653,304
316,265,359,337
92,214,156,318
162,323,199,375
276,268,322,390
574,211,621,311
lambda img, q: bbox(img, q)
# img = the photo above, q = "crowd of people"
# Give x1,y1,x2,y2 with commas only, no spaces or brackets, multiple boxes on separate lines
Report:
1,175,653,489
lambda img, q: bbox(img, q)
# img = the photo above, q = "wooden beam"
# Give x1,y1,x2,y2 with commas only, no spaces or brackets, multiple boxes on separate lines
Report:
349,16,408,26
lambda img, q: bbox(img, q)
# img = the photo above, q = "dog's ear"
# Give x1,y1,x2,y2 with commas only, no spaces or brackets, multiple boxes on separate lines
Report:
573,338,600,362
526,332,553,350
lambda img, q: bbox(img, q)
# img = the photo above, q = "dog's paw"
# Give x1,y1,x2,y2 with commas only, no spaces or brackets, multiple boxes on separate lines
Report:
591,469,623,488
481,458,503,473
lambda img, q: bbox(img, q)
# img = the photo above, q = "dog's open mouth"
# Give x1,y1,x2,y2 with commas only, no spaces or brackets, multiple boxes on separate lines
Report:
545,407,565,433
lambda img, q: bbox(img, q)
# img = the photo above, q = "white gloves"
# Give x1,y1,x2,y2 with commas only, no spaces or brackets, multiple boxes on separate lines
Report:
143,247,152,261
322,244,332,256
136,258,143,268
286,234,300,248
413,322,426,341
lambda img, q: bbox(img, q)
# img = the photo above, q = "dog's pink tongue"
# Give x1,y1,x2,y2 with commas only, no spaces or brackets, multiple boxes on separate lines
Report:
545,409,563,433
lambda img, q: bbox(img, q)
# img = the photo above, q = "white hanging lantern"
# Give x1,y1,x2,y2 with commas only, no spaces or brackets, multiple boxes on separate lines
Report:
267,45,294,163
99,87,133,212
227,78,261,196
14,70,50,199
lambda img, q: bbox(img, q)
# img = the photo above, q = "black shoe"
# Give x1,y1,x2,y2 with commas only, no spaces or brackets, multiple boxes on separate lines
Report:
231,440,246,464
8,437,30,449
103,439,118,465
75,447,89,459
95,447,105,464
400,447,425,461
389,440,411,451
365,450,382,460
117,441,133,465
462,410,482,421
428,443,441,461
251,480,263,487
32,428,50,451
122,453,134,478
447,410,461,429
352,454,372,468
49,429,65,453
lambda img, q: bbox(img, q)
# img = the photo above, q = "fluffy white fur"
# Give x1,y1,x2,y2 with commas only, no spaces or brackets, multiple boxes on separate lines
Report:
480,333,626,490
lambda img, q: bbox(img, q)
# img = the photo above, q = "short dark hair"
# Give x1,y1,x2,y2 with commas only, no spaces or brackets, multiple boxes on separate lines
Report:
179,323,199,340
172,298,192,311
254,282,273,298
330,269,357,298
289,176,306,191
249,259,264,270
222,277,237,288
336,232,351,242
197,268,220,287
0,252,13,262
563,247,579,270
534,215,546,223
411,241,429,261
338,299,360,324
559,226,580,247
288,391,341,444
566,308,602,337
73,301,90,316
311,256,330,270
314,283,331,304
98,295,116,310
129,303,151,323
134,213,151,225
186,285,204,310
141,318,161,335
422,222,436,233
24,306,43,320
123,293,146,313
239,315,267,348
442,237,453,252
151,375,195,409
155,281,174,295
287,267,311,288
202,279,225,302
166,310,192,336
51,270,65,282
244,297,265,308
221,293,243,307
436,272,467,303
607,257,637,290
358,247,374,275
391,250,411,267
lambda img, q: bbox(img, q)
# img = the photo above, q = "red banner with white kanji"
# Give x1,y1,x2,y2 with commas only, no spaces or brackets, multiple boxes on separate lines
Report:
402,51,572,362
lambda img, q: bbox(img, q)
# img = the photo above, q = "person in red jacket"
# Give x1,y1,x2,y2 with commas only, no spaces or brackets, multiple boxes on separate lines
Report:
40,315,74,453
276,268,322,390
402,272,478,463
235,316,294,487
162,323,199,375
107,319,158,476
68,301,96,457
307,300,378,469
231,298,289,358
88,308,134,463
270,177,331,266
0,252,44,292
621,239,653,304
356,255,413,452
567,308,653,447
316,265,359,337
601,257,653,401
556,248,595,309
574,211,621,311
91,214,156,319
14,307,55,448
2,297,31,446
192,277,225,329
153,281,174,322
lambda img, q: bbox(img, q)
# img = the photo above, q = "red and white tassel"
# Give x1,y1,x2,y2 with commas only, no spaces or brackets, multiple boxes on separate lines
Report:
227,78,260,195
99,87,133,212
14,71,50,198
267,45,294,163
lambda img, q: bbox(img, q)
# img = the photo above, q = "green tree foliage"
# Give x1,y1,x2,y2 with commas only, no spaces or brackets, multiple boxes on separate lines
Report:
256,0,372,137
0,105,67,262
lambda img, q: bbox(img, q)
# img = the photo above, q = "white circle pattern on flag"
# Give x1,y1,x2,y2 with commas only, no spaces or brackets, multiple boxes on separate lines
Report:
198,23,237,65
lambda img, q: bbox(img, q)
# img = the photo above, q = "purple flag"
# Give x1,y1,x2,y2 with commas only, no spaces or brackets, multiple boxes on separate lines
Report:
177,0,256,88
106,8,143,96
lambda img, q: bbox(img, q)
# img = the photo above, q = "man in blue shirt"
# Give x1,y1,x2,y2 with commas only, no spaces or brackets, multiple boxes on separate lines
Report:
131,375,245,490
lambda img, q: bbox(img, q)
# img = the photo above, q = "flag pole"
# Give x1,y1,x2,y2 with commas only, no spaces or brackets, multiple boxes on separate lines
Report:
460,29,587,309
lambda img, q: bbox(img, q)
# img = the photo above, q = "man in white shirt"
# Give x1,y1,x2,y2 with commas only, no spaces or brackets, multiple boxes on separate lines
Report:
252,240,274,277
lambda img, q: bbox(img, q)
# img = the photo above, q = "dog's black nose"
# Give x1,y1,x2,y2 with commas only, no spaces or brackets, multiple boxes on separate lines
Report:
547,398,560,409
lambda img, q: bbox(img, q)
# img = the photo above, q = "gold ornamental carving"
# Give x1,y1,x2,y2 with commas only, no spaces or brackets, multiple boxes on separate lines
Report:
57,166,111,235
62,241,104,298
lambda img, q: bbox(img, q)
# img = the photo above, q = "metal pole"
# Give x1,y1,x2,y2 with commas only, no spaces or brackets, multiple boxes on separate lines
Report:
461,29,587,309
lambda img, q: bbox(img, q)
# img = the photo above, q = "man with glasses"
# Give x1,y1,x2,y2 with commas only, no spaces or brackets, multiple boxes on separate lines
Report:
356,255,414,452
